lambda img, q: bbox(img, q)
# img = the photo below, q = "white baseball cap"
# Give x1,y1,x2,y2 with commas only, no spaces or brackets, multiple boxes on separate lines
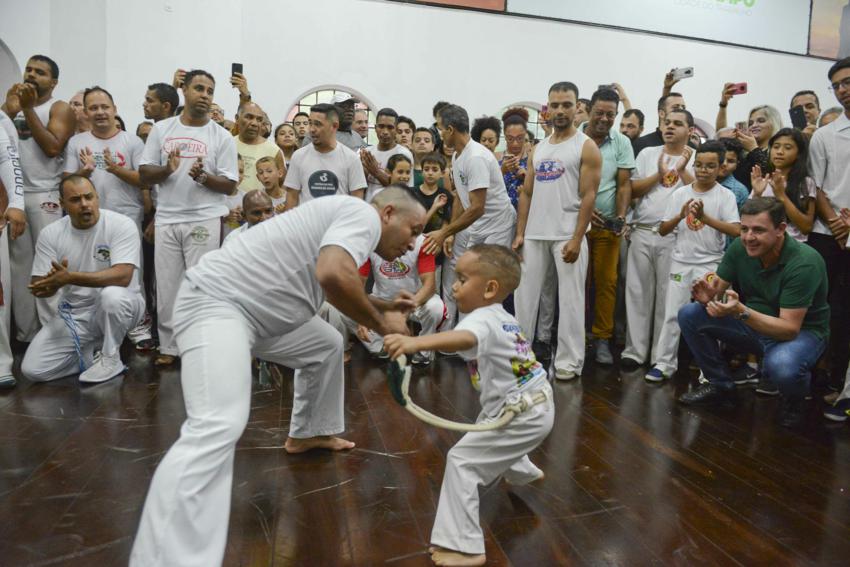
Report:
330,92,357,104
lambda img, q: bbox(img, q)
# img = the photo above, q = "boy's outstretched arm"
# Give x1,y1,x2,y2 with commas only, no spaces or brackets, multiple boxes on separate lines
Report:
385,331,477,360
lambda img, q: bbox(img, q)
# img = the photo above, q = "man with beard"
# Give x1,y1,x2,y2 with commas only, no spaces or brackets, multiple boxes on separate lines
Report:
361,107,413,201
300,92,365,151
2,54,76,340
512,82,602,381
139,70,238,367
143,83,179,123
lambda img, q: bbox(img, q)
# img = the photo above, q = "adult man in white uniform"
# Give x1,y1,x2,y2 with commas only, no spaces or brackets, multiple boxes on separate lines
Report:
21,175,144,384
139,69,238,367
130,187,424,567
2,54,76,337
512,81,602,381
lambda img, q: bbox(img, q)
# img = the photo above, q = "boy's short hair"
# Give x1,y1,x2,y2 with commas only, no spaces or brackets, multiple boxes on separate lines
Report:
421,152,446,171
695,140,726,165
467,244,521,294
255,155,278,169
387,153,412,172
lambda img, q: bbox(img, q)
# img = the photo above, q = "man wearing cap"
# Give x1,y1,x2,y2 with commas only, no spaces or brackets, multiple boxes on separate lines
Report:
301,92,365,151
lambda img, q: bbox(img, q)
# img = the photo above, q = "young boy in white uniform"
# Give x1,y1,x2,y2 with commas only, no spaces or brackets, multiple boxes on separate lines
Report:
344,233,445,365
385,244,554,567
647,141,740,381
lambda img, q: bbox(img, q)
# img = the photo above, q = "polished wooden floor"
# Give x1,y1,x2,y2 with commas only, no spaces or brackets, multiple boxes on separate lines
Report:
0,342,849,567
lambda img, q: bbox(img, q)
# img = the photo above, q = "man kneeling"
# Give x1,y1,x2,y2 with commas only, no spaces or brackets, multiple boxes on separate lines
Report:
344,233,445,365
678,197,829,427
22,175,145,384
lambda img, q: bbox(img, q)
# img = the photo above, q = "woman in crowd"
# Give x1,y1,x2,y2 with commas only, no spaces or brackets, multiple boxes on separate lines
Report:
470,115,501,157
735,104,782,190
274,122,299,167
499,107,530,209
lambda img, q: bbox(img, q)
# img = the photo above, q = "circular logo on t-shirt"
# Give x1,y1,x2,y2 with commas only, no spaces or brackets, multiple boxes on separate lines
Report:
535,159,565,182
661,168,680,188
94,244,111,262
308,170,340,199
686,212,705,231
379,260,410,278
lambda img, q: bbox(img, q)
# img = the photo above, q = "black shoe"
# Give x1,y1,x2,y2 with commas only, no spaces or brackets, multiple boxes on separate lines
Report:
732,365,760,386
755,375,779,396
678,383,737,408
619,357,641,371
779,397,806,428
532,340,551,363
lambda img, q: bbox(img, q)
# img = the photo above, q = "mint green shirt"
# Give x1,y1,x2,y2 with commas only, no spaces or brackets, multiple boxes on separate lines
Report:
581,123,635,218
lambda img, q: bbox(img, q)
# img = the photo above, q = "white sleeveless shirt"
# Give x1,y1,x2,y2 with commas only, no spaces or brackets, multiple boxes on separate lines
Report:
525,130,588,240
13,97,66,193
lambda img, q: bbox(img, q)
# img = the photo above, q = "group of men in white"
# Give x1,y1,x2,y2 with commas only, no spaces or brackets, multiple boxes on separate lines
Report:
3,50,850,567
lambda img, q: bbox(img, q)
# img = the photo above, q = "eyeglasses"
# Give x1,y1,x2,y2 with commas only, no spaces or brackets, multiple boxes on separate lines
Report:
829,77,850,92
505,136,526,143
693,164,719,171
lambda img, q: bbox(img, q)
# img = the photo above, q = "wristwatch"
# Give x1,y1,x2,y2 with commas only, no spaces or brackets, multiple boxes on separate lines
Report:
735,305,750,321
194,171,209,185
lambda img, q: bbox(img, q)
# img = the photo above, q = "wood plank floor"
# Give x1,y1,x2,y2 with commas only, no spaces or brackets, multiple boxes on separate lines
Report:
0,342,848,566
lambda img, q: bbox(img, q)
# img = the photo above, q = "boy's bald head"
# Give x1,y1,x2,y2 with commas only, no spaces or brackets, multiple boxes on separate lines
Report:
467,244,521,293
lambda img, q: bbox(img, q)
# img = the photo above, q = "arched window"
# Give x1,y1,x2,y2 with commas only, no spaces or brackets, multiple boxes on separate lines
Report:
496,102,547,152
285,86,378,145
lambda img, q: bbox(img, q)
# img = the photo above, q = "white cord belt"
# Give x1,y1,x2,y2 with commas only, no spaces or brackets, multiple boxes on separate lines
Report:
387,355,549,432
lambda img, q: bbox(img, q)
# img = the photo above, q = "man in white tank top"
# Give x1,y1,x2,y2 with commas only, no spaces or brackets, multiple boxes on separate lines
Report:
513,82,602,381
2,55,76,340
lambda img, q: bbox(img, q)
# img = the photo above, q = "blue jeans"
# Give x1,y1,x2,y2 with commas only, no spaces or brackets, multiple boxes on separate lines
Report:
678,303,826,399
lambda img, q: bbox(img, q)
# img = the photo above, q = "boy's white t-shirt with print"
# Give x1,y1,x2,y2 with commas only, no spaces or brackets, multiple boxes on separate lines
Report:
284,143,367,205
140,116,239,225
632,145,695,225
32,210,142,309
456,303,548,418
359,234,435,300
663,183,740,265
187,196,380,338
65,130,145,223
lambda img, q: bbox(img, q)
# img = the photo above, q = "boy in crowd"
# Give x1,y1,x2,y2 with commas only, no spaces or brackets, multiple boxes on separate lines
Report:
412,127,437,186
384,244,553,567
647,141,740,381
621,109,695,371
345,232,444,365
718,138,748,211
255,155,286,213
414,152,453,234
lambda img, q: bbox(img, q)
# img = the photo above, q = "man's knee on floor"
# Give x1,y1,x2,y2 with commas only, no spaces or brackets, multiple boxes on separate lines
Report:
21,352,65,382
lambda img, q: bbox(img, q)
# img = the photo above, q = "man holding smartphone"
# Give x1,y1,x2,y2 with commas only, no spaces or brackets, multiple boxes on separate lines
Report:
579,88,635,365
790,90,820,138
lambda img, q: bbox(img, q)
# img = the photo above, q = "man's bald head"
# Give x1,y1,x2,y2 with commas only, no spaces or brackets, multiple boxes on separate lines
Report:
371,185,427,261
371,184,424,215
237,102,267,142
242,189,274,226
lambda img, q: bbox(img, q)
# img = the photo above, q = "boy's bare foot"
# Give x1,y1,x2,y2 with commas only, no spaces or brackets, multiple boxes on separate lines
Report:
429,548,486,566
284,436,355,454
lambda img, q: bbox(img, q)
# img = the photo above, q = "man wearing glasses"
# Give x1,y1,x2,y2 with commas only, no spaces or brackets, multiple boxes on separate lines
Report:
809,57,850,422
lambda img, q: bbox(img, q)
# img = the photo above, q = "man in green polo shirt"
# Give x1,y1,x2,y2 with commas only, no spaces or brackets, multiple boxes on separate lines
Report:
677,197,829,427
582,88,635,364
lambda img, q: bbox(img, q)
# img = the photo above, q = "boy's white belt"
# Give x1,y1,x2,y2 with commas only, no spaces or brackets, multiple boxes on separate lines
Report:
387,355,550,432
631,222,662,233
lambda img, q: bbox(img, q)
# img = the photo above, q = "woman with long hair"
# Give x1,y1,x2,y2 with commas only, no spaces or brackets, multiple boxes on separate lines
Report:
750,127,816,241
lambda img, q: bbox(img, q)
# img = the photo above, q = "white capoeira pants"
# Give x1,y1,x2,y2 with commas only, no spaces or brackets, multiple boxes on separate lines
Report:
430,382,554,555
0,231,14,377
535,260,557,344
654,260,718,376
20,286,144,382
154,218,221,356
340,294,446,355
515,238,588,374
442,229,470,330
621,228,673,365
130,281,345,567
9,191,63,340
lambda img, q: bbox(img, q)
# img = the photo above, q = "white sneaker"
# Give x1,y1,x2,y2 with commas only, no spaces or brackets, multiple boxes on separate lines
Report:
555,368,578,381
79,352,126,384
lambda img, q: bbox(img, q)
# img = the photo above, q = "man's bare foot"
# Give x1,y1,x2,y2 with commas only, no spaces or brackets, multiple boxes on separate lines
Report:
429,548,486,566
284,436,355,454
154,354,177,367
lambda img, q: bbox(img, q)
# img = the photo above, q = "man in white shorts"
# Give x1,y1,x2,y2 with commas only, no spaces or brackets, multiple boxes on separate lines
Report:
513,81,602,381
21,175,144,384
130,187,424,567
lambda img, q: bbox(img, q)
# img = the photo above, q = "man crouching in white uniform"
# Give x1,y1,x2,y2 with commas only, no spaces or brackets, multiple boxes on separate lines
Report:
22,174,144,384
130,186,425,567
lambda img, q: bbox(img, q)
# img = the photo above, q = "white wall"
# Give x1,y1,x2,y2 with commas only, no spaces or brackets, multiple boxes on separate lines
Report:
0,0,838,132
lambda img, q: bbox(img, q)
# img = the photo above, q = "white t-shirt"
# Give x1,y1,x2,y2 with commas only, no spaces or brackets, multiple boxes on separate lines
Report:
284,143,367,205
663,183,739,265
0,111,24,211
632,145,695,224
140,116,239,225
365,144,413,201
456,303,548,418
758,177,817,242
222,222,251,246
359,234,435,300
451,140,516,240
187,196,381,338
808,113,850,235
64,130,145,224
524,131,588,240
32,210,141,309
13,98,66,193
